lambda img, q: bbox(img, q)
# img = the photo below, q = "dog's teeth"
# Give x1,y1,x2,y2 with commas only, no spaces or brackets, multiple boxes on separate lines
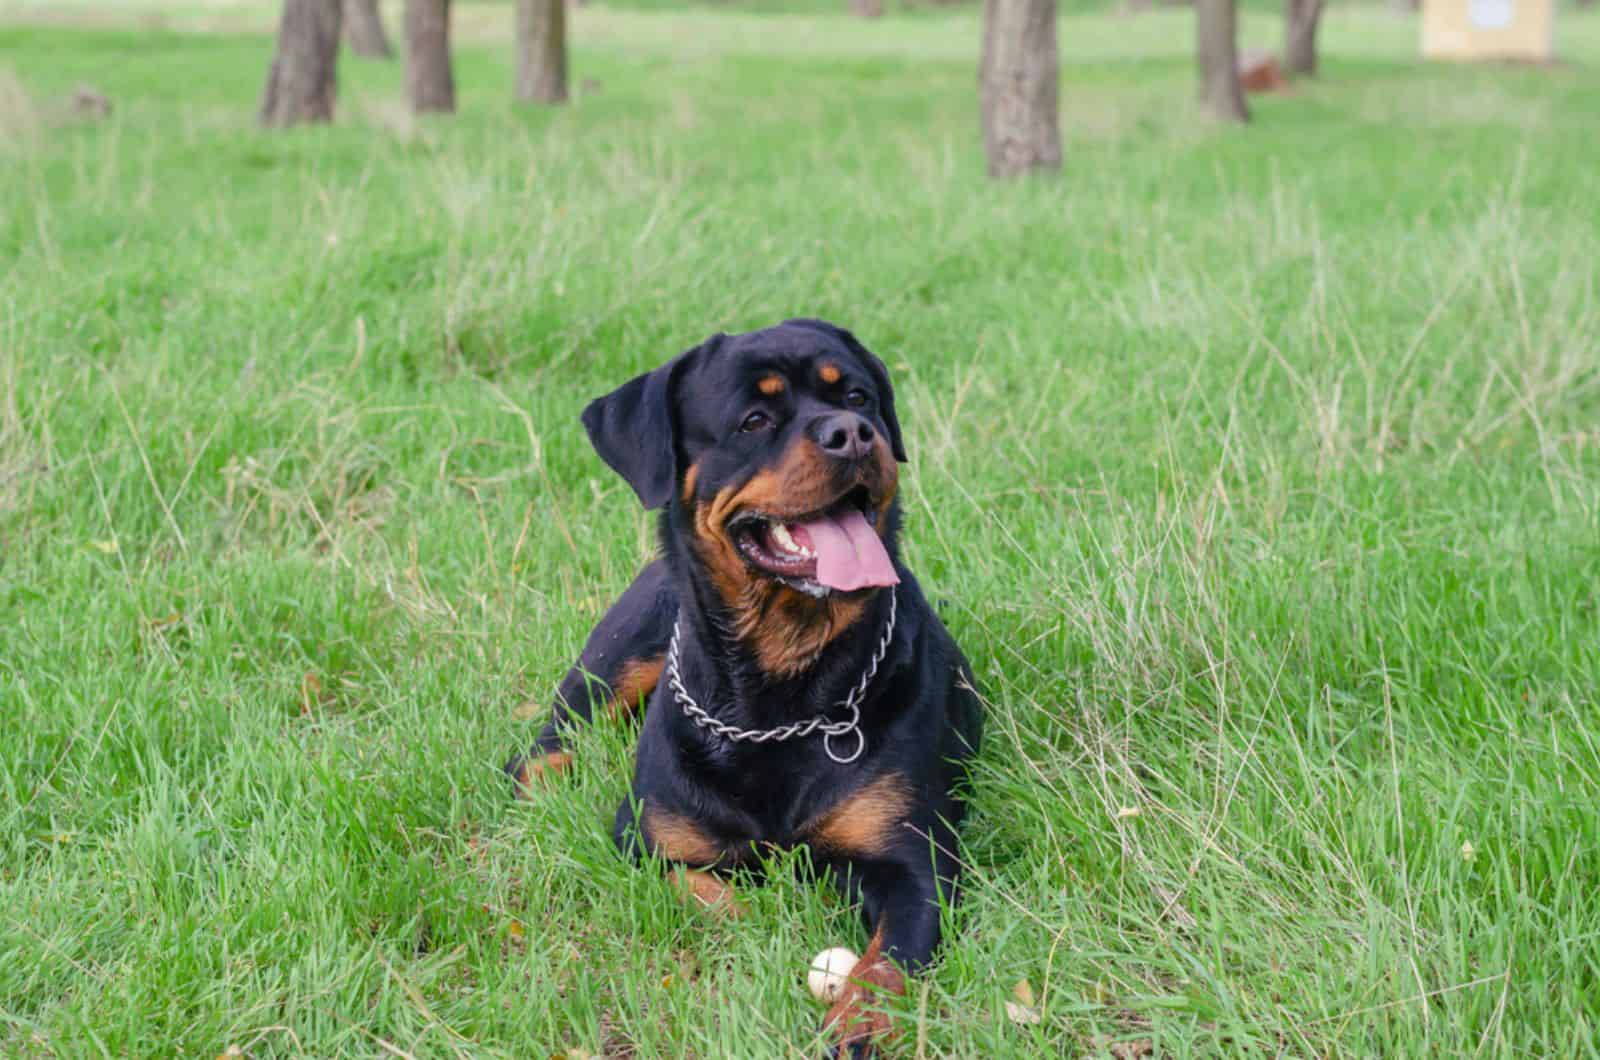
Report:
770,522,802,556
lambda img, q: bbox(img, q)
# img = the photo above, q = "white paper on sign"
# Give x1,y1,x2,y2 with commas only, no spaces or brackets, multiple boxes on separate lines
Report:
1470,0,1513,28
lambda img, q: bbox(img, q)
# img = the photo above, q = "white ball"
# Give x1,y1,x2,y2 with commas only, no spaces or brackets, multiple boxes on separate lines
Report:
807,946,860,1002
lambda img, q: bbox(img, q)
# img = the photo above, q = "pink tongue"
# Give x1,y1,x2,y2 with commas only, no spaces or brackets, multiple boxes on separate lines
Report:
793,509,899,591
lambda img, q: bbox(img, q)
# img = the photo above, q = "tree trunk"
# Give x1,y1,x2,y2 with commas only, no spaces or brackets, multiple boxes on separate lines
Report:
849,0,885,16
343,0,392,58
1284,0,1323,76
259,0,341,127
1196,0,1248,122
979,0,1061,178
515,0,568,104
405,0,454,114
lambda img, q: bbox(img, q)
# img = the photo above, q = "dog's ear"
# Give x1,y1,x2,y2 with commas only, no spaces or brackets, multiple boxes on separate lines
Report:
581,336,721,509
785,318,906,462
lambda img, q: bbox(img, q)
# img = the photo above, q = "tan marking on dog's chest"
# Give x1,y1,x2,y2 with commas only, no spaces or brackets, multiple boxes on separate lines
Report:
806,772,913,857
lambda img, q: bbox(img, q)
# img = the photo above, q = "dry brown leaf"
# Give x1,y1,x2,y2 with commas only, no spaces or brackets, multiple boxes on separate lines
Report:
1004,999,1041,1025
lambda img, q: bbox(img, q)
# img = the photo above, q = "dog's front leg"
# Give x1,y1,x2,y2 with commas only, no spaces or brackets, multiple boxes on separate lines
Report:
613,795,746,919
821,862,944,1058
505,559,676,791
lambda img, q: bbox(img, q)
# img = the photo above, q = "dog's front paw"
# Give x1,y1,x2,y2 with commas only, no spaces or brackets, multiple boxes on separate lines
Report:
505,750,572,797
820,951,905,1058
825,1038,879,1060
670,867,746,919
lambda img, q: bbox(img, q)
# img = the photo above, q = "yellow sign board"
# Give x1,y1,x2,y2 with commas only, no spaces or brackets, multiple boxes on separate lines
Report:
1422,0,1554,61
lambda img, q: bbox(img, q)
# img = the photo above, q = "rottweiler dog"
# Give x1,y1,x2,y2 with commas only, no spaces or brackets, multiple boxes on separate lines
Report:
506,319,981,1056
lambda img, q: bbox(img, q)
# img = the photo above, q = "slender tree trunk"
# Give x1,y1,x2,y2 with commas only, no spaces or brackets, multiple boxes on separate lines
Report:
405,0,454,113
259,0,341,127
343,0,392,58
515,0,568,104
849,0,885,16
1196,0,1248,122
1284,0,1323,76
979,0,1061,178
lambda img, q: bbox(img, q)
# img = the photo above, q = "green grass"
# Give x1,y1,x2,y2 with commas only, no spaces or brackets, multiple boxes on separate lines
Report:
3,5,1600,1056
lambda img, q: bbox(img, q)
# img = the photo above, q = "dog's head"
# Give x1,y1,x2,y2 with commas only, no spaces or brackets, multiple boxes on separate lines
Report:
583,319,905,673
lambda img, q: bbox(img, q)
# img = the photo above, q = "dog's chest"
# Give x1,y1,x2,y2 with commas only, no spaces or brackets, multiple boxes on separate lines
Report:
695,758,913,865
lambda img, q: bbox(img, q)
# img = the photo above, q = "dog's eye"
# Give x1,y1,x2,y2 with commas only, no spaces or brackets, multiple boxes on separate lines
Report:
845,389,869,408
739,410,771,433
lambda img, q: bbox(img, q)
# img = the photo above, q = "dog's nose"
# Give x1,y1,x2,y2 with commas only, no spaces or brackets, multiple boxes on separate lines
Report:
809,412,876,461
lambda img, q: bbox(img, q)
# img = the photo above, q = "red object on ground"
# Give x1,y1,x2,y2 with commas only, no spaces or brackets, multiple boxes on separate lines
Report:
1238,49,1290,92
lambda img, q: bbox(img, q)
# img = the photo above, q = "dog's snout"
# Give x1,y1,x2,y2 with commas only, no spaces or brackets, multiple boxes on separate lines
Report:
809,412,876,461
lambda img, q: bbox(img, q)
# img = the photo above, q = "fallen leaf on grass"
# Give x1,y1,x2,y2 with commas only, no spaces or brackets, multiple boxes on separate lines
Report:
1005,1000,1042,1025
1006,981,1041,1024
505,918,528,956
300,672,327,715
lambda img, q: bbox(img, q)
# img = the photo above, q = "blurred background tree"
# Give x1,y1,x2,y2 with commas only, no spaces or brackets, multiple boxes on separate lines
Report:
516,0,569,103
406,0,456,112
259,0,341,126
344,0,394,58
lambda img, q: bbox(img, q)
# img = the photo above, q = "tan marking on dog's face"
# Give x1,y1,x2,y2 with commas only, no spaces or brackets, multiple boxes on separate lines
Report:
822,922,907,1052
719,441,843,522
818,362,842,385
685,437,896,677
807,772,912,857
738,586,869,678
603,655,664,720
693,466,871,676
870,435,898,523
682,461,700,503
757,374,786,396
642,804,723,866
512,751,573,799
670,868,746,918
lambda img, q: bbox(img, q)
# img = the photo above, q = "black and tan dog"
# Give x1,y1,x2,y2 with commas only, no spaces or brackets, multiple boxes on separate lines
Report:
506,318,981,1056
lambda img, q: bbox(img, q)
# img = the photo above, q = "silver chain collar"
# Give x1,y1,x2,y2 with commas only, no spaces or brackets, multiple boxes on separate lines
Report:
664,589,897,765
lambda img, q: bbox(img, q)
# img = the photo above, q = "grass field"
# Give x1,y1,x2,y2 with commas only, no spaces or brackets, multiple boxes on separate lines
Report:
4,4,1600,1056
